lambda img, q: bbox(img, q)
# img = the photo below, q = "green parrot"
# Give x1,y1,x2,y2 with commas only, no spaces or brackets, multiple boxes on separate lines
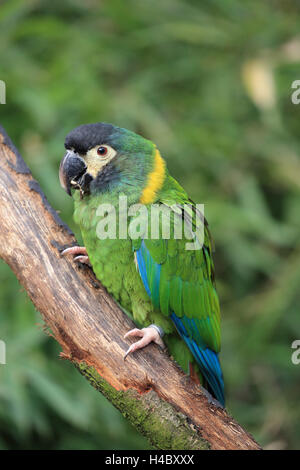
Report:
59,123,225,406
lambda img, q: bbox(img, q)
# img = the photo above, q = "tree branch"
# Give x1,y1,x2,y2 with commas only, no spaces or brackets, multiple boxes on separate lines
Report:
0,125,261,450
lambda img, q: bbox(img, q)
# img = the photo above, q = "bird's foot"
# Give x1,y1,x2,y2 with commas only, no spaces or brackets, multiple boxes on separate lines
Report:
61,246,91,266
124,324,165,360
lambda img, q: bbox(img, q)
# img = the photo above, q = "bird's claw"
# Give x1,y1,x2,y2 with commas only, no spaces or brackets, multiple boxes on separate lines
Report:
123,325,165,360
73,255,91,265
61,246,91,266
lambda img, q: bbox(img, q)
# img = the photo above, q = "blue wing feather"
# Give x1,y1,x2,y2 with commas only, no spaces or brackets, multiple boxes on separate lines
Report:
135,243,151,297
135,240,225,407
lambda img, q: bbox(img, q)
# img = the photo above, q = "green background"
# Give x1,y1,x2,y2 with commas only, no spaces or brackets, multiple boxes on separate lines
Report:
0,0,300,450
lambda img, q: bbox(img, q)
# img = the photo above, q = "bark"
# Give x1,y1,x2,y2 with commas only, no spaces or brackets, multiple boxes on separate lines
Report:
0,125,261,450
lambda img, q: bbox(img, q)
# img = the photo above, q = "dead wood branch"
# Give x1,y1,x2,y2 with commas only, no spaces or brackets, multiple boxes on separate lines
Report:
0,125,261,450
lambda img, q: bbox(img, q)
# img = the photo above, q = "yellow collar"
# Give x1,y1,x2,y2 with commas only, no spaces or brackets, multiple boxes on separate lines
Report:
140,148,166,204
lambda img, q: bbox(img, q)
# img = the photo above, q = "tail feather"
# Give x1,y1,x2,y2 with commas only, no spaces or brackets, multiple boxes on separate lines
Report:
186,337,225,406
171,313,225,406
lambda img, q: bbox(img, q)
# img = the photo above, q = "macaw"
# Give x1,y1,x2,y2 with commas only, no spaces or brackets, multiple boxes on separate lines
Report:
59,123,225,406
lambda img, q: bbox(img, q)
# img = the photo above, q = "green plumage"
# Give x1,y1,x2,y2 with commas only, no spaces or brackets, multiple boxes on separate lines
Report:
62,122,224,405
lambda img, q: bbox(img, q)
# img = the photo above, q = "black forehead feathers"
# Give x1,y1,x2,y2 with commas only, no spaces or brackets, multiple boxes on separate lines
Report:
64,123,116,155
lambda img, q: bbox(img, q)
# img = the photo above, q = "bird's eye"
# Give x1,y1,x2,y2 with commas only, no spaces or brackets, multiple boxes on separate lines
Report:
90,144,116,162
97,146,108,156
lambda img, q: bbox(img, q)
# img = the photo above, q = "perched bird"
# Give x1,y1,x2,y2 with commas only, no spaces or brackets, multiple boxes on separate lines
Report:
59,123,225,406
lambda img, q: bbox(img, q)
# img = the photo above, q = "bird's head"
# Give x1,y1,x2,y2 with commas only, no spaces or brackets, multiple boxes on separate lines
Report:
59,123,166,204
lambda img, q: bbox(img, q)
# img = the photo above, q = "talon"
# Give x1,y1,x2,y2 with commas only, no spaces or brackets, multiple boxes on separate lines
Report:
123,325,165,360
61,246,88,257
124,343,138,361
74,255,91,266
61,246,91,265
124,328,143,340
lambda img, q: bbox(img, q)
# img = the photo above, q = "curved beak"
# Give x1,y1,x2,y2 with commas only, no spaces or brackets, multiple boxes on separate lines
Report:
59,150,87,196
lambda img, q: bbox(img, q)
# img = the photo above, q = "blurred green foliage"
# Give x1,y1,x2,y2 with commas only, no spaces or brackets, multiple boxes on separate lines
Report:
0,0,300,450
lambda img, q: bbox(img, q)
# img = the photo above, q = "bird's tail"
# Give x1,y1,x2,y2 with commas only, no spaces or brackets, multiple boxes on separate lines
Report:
170,313,225,407
191,344,225,407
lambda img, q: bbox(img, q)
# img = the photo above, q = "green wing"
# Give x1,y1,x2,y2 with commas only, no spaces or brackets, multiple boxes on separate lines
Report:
132,201,225,405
